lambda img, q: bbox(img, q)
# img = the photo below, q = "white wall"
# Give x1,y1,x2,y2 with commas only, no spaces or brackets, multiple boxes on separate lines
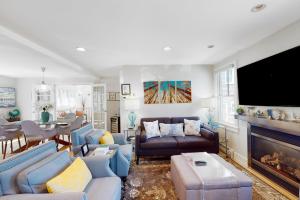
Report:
214,20,300,167
0,76,17,119
120,65,214,131
103,77,120,132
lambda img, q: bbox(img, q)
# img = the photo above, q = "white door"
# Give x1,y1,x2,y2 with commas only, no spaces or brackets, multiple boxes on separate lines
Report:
92,84,107,129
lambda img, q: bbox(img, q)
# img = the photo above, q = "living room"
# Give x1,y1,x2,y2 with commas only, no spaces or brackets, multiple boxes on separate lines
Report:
0,1,300,200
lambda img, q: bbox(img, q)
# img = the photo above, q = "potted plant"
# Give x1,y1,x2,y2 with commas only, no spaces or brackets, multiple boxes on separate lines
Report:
8,108,21,122
236,106,245,115
40,104,53,123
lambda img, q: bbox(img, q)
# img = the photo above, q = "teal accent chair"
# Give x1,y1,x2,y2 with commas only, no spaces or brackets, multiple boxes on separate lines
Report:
71,124,132,177
0,141,121,200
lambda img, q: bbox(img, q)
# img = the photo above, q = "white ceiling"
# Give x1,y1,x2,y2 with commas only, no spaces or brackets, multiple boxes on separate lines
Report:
0,0,300,78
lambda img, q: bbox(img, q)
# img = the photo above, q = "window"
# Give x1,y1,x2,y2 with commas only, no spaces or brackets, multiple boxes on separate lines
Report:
216,64,237,127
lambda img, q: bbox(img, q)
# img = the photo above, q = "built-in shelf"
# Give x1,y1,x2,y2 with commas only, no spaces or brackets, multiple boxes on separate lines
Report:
235,115,300,137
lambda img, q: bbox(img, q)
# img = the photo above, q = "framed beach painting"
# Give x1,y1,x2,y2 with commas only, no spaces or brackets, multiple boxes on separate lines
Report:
0,87,16,107
144,81,159,104
176,81,192,103
159,81,176,104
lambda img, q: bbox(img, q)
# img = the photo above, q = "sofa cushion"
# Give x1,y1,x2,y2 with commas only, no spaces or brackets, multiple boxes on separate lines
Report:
159,123,185,137
17,151,72,194
171,116,199,124
140,118,171,131
184,119,201,136
46,157,92,193
85,130,105,144
119,144,132,161
143,120,161,139
175,136,213,149
140,137,177,149
71,123,93,146
84,177,121,200
0,142,57,195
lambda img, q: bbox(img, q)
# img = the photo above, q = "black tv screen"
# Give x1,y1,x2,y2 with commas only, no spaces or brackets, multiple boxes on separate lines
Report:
237,46,300,107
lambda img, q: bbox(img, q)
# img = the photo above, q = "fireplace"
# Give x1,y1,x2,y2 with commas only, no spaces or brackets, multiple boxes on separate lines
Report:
248,124,300,196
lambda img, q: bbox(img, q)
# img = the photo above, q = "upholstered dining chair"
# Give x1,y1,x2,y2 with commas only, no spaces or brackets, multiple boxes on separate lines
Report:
0,126,23,159
21,120,58,149
0,118,23,159
56,116,84,150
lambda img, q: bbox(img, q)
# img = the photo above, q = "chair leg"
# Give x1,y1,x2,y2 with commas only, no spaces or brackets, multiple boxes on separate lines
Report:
1,141,3,155
3,141,7,159
18,137,22,149
68,135,71,151
10,139,13,153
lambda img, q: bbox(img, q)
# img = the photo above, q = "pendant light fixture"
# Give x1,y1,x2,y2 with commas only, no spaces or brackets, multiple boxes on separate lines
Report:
40,66,48,91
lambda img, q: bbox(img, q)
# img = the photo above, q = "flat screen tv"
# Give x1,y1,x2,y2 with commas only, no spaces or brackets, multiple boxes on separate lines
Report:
0,87,16,108
237,46,300,107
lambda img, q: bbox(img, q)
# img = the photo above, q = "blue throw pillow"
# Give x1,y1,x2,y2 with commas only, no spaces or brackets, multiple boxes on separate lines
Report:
85,129,105,144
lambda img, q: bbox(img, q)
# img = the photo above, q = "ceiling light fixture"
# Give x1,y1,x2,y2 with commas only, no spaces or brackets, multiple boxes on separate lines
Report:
39,66,48,91
251,4,266,12
163,46,172,52
76,47,86,52
207,45,215,49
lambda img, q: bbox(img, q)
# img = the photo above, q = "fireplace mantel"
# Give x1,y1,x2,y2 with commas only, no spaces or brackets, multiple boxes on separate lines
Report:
236,115,300,137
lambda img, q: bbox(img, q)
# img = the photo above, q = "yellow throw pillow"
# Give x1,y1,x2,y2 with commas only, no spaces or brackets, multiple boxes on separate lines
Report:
46,157,92,193
99,131,114,145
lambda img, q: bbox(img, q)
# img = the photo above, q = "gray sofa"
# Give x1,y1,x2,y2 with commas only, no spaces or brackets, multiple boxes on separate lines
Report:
0,141,121,200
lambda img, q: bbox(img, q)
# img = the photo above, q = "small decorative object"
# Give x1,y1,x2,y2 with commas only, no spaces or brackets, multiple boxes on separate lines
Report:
267,109,273,119
247,106,256,116
81,144,90,157
40,104,53,123
255,110,266,118
236,107,245,115
8,108,21,121
271,109,287,120
121,84,131,95
128,111,137,128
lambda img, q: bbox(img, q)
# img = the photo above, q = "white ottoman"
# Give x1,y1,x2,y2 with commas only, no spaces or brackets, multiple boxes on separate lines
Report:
171,153,252,200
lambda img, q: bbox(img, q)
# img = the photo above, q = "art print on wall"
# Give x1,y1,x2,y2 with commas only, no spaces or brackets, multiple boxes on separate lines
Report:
143,81,192,104
176,81,192,103
144,81,159,104
159,81,176,104
0,87,16,108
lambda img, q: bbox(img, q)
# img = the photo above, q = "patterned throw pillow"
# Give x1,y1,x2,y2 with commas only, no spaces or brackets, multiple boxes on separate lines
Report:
143,120,161,139
184,119,201,136
159,123,185,137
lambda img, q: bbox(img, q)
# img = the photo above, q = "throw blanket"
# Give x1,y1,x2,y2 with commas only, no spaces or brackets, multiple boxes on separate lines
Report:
182,152,239,200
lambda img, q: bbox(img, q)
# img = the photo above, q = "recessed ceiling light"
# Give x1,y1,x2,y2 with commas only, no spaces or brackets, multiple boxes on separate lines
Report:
163,46,172,52
76,47,86,52
251,4,266,12
207,45,215,49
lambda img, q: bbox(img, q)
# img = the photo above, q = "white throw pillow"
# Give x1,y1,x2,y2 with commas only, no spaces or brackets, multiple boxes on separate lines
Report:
143,120,161,139
160,123,185,137
184,119,201,136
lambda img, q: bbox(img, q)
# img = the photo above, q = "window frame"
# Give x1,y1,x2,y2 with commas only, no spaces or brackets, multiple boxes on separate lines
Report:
215,62,238,128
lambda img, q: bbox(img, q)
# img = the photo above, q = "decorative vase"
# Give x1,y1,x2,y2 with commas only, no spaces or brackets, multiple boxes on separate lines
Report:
128,111,137,128
41,111,50,123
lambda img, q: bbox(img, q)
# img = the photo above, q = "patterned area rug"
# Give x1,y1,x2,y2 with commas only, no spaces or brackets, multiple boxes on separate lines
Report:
123,157,289,200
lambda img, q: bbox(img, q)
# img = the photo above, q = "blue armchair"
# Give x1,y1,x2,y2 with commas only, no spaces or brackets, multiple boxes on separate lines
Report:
71,124,132,177
0,141,121,200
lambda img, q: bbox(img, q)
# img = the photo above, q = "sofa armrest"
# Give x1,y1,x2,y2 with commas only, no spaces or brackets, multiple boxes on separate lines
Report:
200,125,218,140
82,155,116,178
0,192,87,200
112,133,127,145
